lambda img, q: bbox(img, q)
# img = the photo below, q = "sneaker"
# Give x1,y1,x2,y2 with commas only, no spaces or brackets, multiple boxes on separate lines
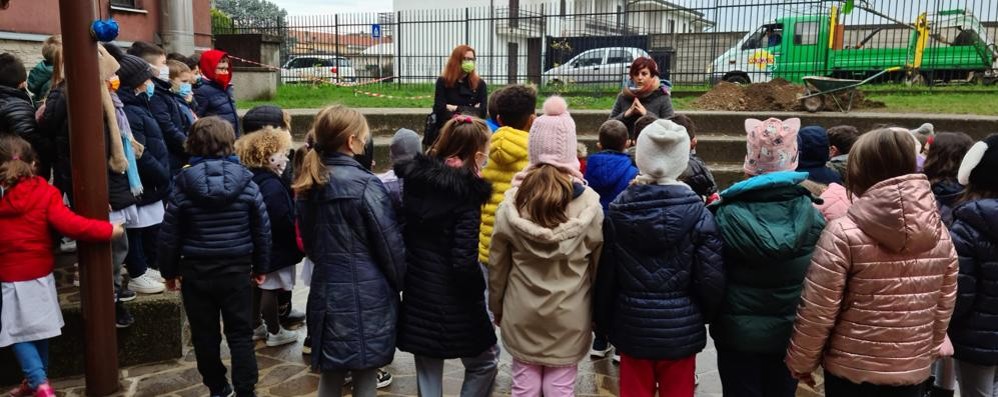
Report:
129,273,165,294
589,338,612,358
145,268,166,283
252,324,268,341
280,308,306,328
117,288,137,302
612,353,621,364
115,301,134,328
210,384,233,397
265,327,298,347
9,380,32,397
302,335,312,355
33,382,54,397
376,369,393,389
60,238,77,253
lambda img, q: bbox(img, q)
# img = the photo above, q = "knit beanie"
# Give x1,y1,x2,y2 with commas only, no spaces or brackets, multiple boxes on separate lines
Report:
116,53,154,89
511,96,584,186
744,117,801,176
958,134,998,188
390,128,421,163
242,105,286,134
635,119,690,185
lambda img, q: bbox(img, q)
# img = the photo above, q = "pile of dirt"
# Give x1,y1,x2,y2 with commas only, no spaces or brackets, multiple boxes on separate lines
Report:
692,78,885,111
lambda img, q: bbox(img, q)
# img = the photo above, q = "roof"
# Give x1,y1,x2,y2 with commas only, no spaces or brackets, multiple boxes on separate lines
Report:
287,30,392,47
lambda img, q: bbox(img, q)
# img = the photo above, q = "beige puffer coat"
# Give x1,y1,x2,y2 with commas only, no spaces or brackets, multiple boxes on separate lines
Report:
488,186,604,366
786,174,959,386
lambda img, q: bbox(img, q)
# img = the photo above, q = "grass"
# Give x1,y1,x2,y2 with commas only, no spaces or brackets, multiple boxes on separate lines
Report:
238,82,998,115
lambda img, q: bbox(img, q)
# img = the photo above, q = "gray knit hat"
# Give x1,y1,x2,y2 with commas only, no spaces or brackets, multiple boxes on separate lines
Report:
390,128,422,163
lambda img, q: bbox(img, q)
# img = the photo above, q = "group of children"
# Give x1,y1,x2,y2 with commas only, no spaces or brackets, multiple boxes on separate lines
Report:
2,44,998,397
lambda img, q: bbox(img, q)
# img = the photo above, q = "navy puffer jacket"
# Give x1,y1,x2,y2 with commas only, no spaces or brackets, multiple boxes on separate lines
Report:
193,80,239,134
120,88,171,206
297,153,406,371
932,178,964,227
948,198,998,365
150,78,189,174
395,155,496,359
158,157,272,279
251,169,303,272
594,184,725,360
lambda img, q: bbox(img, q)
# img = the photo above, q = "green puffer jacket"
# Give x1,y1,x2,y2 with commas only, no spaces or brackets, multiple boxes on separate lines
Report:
709,171,825,355
27,61,53,103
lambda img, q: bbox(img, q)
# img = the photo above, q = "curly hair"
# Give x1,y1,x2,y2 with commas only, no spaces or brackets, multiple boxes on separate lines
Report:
234,126,293,169
494,84,537,130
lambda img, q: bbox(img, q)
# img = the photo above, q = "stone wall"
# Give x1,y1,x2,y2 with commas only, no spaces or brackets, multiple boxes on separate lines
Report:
1,38,45,69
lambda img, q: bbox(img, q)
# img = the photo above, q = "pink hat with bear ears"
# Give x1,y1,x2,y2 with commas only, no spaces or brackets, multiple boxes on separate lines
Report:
743,117,801,176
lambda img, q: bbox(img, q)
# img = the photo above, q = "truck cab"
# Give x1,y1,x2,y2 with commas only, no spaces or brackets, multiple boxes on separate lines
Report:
709,15,829,84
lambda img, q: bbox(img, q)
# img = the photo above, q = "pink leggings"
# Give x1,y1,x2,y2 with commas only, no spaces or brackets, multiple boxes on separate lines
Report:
512,359,578,397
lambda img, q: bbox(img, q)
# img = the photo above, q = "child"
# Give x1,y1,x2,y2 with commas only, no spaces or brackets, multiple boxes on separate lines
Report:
194,50,239,133
485,86,503,132
594,119,725,397
825,125,860,178
26,35,60,103
159,116,271,397
577,142,588,175
786,128,959,396
396,116,499,396
670,114,717,200
796,125,843,185
0,135,124,397
377,128,422,211
585,119,637,218
166,59,197,164
924,132,974,226
235,127,303,347
710,117,825,397
0,53,46,177
949,134,998,397
293,105,404,397
489,97,604,396
627,114,659,162
479,84,536,264
130,42,188,175
110,48,170,295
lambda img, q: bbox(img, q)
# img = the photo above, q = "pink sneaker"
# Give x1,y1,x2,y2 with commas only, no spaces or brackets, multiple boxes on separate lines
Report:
32,383,53,397
8,380,32,397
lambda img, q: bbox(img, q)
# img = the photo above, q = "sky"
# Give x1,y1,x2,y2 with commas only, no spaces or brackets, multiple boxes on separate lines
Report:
269,0,393,16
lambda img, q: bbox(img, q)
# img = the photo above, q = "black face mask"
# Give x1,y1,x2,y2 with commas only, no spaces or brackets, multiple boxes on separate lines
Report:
353,135,376,171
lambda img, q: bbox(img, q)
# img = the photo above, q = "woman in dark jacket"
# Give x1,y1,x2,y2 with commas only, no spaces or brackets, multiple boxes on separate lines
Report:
294,105,405,397
609,57,674,137
395,117,498,397
194,49,239,134
428,45,487,147
924,132,974,227
948,134,998,397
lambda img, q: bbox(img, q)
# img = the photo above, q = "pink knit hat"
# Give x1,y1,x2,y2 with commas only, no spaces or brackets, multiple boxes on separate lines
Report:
743,117,801,176
513,96,584,185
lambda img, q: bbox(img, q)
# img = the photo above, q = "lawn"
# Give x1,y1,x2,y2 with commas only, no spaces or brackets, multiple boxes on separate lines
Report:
238,83,998,115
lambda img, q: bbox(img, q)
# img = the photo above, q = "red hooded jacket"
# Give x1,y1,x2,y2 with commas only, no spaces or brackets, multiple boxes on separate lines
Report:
0,177,113,282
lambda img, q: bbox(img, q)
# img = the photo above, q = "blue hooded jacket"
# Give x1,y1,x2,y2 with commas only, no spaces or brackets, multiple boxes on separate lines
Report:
584,150,639,210
796,126,842,185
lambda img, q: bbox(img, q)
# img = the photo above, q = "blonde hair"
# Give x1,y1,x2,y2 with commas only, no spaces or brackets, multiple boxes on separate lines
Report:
846,128,917,197
292,105,369,194
167,59,191,80
235,126,293,169
515,164,572,228
42,35,62,63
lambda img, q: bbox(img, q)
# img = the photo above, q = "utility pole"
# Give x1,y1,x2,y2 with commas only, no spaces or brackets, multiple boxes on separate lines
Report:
57,0,120,395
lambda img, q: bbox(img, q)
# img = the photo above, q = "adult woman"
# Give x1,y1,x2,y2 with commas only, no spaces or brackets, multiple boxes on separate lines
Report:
428,45,487,146
609,57,674,136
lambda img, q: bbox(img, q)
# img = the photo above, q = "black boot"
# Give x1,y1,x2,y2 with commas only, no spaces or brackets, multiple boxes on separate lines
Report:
928,386,955,397
278,290,305,327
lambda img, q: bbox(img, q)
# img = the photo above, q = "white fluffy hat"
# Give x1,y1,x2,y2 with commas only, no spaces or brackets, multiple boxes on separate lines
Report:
635,119,690,185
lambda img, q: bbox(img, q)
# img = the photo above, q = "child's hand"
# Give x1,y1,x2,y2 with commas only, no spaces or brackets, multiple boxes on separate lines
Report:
111,223,125,239
253,274,267,285
790,371,816,388
939,335,954,357
165,277,181,291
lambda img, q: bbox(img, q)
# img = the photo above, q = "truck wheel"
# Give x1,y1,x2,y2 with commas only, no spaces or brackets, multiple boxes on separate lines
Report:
725,75,750,85
803,96,824,113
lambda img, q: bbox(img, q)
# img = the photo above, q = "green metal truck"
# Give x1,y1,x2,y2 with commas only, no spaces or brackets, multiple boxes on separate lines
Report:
708,6,997,84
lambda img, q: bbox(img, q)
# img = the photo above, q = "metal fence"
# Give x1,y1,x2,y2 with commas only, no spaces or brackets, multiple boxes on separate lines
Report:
211,0,998,89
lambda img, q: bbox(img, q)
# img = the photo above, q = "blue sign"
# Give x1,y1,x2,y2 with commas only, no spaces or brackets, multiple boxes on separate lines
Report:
372,24,381,39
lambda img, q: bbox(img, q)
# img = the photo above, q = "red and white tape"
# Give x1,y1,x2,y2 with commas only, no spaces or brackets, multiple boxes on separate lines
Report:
352,89,431,100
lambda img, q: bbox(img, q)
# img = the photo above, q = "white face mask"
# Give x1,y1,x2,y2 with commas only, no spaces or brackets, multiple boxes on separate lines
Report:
157,65,170,81
268,152,289,175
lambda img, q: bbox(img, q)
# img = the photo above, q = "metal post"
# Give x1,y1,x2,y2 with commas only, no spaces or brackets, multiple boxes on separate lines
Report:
465,7,470,44
334,14,340,82
396,10,402,87
57,0,119,394
489,0,494,83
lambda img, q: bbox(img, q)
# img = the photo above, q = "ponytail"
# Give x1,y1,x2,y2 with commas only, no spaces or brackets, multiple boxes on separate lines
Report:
0,136,38,189
515,164,572,228
292,105,369,194
292,148,327,194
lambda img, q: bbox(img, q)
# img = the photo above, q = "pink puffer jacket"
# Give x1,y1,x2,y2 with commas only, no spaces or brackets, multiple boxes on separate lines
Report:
786,174,958,386
815,183,852,221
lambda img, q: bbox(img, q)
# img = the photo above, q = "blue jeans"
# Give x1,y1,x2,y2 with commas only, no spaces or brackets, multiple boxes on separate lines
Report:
12,339,50,389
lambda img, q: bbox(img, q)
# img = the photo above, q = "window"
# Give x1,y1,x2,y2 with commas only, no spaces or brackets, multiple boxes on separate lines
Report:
606,49,631,65
573,50,604,67
742,24,783,50
795,21,819,45
110,0,137,8
289,57,316,69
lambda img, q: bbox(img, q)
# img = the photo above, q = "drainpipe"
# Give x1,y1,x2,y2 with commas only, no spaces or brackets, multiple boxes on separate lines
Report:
161,0,195,54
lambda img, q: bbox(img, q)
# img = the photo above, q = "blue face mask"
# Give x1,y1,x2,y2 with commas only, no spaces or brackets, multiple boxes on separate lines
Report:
144,81,155,98
178,83,193,98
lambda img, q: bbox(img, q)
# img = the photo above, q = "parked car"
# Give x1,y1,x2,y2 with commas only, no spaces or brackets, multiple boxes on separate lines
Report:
543,47,650,86
281,55,357,84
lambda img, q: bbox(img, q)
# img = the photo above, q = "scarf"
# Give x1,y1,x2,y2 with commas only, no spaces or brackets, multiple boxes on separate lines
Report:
110,92,144,196
622,76,670,99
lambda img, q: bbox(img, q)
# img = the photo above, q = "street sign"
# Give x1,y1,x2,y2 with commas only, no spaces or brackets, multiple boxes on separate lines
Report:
372,24,381,39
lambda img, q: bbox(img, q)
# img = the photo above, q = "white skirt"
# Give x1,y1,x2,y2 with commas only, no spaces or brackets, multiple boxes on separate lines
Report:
299,257,314,287
0,274,64,347
131,200,165,228
260,266,295,291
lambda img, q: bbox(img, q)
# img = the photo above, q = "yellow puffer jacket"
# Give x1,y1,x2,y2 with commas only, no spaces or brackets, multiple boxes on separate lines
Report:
479,126,529,263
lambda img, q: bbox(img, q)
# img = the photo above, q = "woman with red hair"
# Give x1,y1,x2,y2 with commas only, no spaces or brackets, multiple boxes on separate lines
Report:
428,45,488,146
609,57,674,137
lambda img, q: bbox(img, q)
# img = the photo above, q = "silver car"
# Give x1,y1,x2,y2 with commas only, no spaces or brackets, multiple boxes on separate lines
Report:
543,47,650,86
281,55,357,84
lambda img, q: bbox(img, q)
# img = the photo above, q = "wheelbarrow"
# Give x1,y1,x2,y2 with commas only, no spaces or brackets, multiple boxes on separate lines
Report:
800,66,902,112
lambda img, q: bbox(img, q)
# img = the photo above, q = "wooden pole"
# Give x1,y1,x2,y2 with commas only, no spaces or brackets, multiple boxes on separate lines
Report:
56,0,120,394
